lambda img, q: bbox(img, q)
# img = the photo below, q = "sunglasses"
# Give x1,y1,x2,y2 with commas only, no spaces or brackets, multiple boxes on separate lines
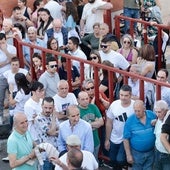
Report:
123,41,131,44
100,44,108,49
85,86,94,91
90,56,97,60
49,64,57,68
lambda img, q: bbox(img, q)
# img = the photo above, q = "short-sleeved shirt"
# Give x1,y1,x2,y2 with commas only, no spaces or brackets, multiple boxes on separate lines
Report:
39,71,60,97
0,44,16,76
13,90,31,115
3,68,28,92
7,130,37,170
24,97,42,141
35,114,59,148
99,50,130,70
162,114,170,143
107,100,135,144
55,150,98,170
53,93,78,113
81,0,106,33
124,110,156,152
79,104,102,147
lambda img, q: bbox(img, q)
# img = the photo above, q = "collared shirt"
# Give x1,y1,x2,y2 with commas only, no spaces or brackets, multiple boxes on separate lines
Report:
7,130,37,170
124,110,156,152
35,114,59,148
57,119,94,153
23,38,46,63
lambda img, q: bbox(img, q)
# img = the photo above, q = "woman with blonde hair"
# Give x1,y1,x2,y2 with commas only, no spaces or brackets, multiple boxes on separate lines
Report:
117,34,138,64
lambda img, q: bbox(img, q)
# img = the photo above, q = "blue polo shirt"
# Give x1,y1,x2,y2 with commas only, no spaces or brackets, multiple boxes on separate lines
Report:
123,110,156,152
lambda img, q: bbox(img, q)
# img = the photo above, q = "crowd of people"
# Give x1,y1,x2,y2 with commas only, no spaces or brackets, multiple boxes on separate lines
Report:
0,0,170,170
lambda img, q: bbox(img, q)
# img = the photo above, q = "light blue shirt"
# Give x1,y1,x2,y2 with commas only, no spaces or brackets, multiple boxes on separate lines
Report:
23,38,46,64
65,15,76,30
57,119,94,153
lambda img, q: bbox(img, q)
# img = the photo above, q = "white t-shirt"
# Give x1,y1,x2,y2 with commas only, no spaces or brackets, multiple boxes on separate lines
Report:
3,68,28,92
55,150,98,170
44,0,63,20
53,93,78,113
24,97,42,141
99,50,130,70
107,99,135,144
68,48,89,78
12,89,31,116
0,44,16,76
81,0,106,33
69,48,87,71
154,118,169,154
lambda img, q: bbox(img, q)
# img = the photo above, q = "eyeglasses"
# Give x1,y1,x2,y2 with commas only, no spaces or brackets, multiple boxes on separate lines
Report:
100,44,108,49
85,86,94,91
123,41,131,44
90,56,97,60
49,64,57,68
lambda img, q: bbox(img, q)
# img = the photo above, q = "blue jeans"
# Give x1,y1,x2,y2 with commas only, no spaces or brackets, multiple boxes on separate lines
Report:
154,149,170,170
0,77,8,117
41,159,54,170
123,8,140,33
131,148,154,170
109,141,126,165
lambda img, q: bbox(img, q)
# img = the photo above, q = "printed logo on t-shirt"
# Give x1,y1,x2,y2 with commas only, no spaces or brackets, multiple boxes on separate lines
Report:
115,112,127,122
62,103,70,114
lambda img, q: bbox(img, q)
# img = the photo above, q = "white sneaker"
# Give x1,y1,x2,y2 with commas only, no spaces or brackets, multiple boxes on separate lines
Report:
2,156,9,161
0,116,3,125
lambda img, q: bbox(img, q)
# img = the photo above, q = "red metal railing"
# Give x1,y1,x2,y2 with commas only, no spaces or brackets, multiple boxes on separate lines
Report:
14,37,170,162
14,38,170,103
114,15,170,69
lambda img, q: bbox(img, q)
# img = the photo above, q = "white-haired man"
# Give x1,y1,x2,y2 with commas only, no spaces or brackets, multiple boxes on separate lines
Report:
23,26,46,68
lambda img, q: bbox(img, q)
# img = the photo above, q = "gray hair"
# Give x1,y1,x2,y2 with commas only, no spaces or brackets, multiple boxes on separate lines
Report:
57,79,68,89
28,26,37,33
154,100,168,111
130,64,142,74
82,78,94,90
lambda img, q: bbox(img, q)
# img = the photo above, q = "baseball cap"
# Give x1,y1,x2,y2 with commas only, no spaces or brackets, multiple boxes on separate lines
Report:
66,135,81,146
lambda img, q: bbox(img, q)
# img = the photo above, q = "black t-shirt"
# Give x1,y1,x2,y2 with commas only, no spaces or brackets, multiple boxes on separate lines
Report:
162,114,170,142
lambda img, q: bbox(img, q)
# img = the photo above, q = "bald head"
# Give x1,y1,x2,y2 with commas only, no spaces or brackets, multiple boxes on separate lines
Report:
78,91,89,108
133,100,146,119
67,148,83,169
13,113,28,134
53,19,62,32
